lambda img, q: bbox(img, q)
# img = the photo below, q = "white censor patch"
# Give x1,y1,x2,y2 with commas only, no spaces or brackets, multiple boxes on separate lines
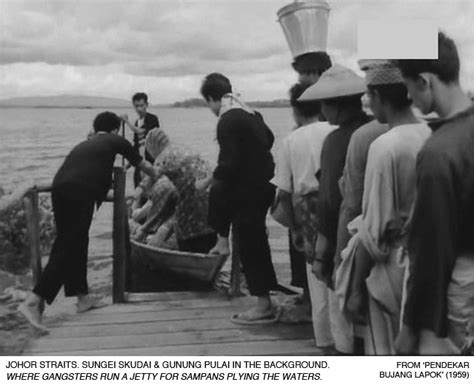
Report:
358,19,438,59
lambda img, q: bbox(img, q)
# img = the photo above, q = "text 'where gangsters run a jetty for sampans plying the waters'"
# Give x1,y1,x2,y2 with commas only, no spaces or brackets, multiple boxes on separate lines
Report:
4,359,329,382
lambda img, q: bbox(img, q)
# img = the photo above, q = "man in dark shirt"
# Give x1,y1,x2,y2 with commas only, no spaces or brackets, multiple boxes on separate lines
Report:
394,32,474,355
198,73,279,324
298,65,371,286
120,92,160,187
19,112,156,332
298,64,370,353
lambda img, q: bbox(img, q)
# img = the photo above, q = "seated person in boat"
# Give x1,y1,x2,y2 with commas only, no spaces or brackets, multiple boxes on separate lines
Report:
130,127,217,253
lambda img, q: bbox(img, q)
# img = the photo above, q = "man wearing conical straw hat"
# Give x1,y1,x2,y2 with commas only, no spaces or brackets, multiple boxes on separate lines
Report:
298,64,372,354
338,59,431,355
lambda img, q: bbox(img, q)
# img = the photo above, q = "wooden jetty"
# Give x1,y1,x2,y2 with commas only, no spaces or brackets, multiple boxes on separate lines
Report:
16,166,318,356
26,292,319,356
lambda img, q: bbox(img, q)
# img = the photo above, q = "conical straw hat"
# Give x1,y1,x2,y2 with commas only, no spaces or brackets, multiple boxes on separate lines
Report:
298,64,366,101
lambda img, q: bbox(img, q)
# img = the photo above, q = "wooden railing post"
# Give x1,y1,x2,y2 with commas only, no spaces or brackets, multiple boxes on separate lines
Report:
229,227,243,297
23,189,42,286
112,167,128,303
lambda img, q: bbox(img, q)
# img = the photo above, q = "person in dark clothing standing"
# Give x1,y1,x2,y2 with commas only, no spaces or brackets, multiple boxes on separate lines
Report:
19,112,157,332
120,92,160,187
394,32,474,355
197,73,279,324
299,65,371,286
298,64,370,354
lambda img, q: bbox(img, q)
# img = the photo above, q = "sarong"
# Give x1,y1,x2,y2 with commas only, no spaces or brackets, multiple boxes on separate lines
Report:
364,246,405,355
293,191,319,263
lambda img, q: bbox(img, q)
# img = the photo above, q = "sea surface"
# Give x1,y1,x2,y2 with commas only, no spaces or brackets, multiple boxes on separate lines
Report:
0,107,293,259
0,107,296,351
0,107,293,189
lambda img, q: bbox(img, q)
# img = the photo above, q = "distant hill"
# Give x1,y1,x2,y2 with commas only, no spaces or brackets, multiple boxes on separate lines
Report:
0,95,131,108
172,98,290,108
248,99,290,108
172,98,208,108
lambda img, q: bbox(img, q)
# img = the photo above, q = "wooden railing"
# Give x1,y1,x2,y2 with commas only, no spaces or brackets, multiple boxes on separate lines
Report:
23,185,49,286
5,166,242,304
111,167,128,303
10,168,125,303
230,232,242,297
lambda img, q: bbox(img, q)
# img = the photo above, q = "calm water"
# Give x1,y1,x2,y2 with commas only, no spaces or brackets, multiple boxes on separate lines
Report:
0,107,293,190
0,107,293,292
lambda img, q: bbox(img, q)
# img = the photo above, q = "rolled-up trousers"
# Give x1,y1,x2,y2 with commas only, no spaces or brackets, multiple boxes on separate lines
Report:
33,186,95,304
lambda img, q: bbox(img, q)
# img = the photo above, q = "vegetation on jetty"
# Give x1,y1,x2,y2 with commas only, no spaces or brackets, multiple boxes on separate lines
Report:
0,187,55,274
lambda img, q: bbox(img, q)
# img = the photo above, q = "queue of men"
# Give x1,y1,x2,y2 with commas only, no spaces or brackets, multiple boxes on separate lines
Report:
18,29,472,356
271,31,473,355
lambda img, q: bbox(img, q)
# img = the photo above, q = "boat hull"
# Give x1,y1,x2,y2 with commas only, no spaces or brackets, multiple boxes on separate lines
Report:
130,240,228,284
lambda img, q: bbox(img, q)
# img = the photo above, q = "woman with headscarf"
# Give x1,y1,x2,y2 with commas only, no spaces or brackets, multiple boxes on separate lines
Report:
140,128,216,253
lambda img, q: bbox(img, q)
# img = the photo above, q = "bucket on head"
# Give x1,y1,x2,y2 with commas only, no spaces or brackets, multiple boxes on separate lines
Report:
277,0,330,58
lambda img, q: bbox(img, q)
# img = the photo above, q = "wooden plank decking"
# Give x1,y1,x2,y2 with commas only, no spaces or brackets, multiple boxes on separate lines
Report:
22,186,317,356
25,291,320,356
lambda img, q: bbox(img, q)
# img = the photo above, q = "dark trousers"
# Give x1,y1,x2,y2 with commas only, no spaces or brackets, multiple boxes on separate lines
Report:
208,181,233,237
209,183,278,296
178,233,217,254
33,187,95,304
289,230,308,289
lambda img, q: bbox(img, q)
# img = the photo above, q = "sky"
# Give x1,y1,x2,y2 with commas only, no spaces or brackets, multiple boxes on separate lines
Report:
0,0,473,104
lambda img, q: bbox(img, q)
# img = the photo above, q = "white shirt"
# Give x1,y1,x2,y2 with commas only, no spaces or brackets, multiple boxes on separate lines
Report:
272,121,335,196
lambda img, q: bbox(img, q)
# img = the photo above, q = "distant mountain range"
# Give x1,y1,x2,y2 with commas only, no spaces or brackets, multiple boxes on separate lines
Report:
0,95,291,109
172,98,290,108
1,92,472,109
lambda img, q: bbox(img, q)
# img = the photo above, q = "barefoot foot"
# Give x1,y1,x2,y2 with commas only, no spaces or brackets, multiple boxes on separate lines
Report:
18,302,49,335
76,296,107,313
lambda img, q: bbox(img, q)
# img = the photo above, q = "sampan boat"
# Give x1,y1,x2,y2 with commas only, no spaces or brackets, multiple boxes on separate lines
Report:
130,240,229,284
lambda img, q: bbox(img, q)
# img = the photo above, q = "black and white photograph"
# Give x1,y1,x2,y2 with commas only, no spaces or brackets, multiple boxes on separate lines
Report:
0,0,473,368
